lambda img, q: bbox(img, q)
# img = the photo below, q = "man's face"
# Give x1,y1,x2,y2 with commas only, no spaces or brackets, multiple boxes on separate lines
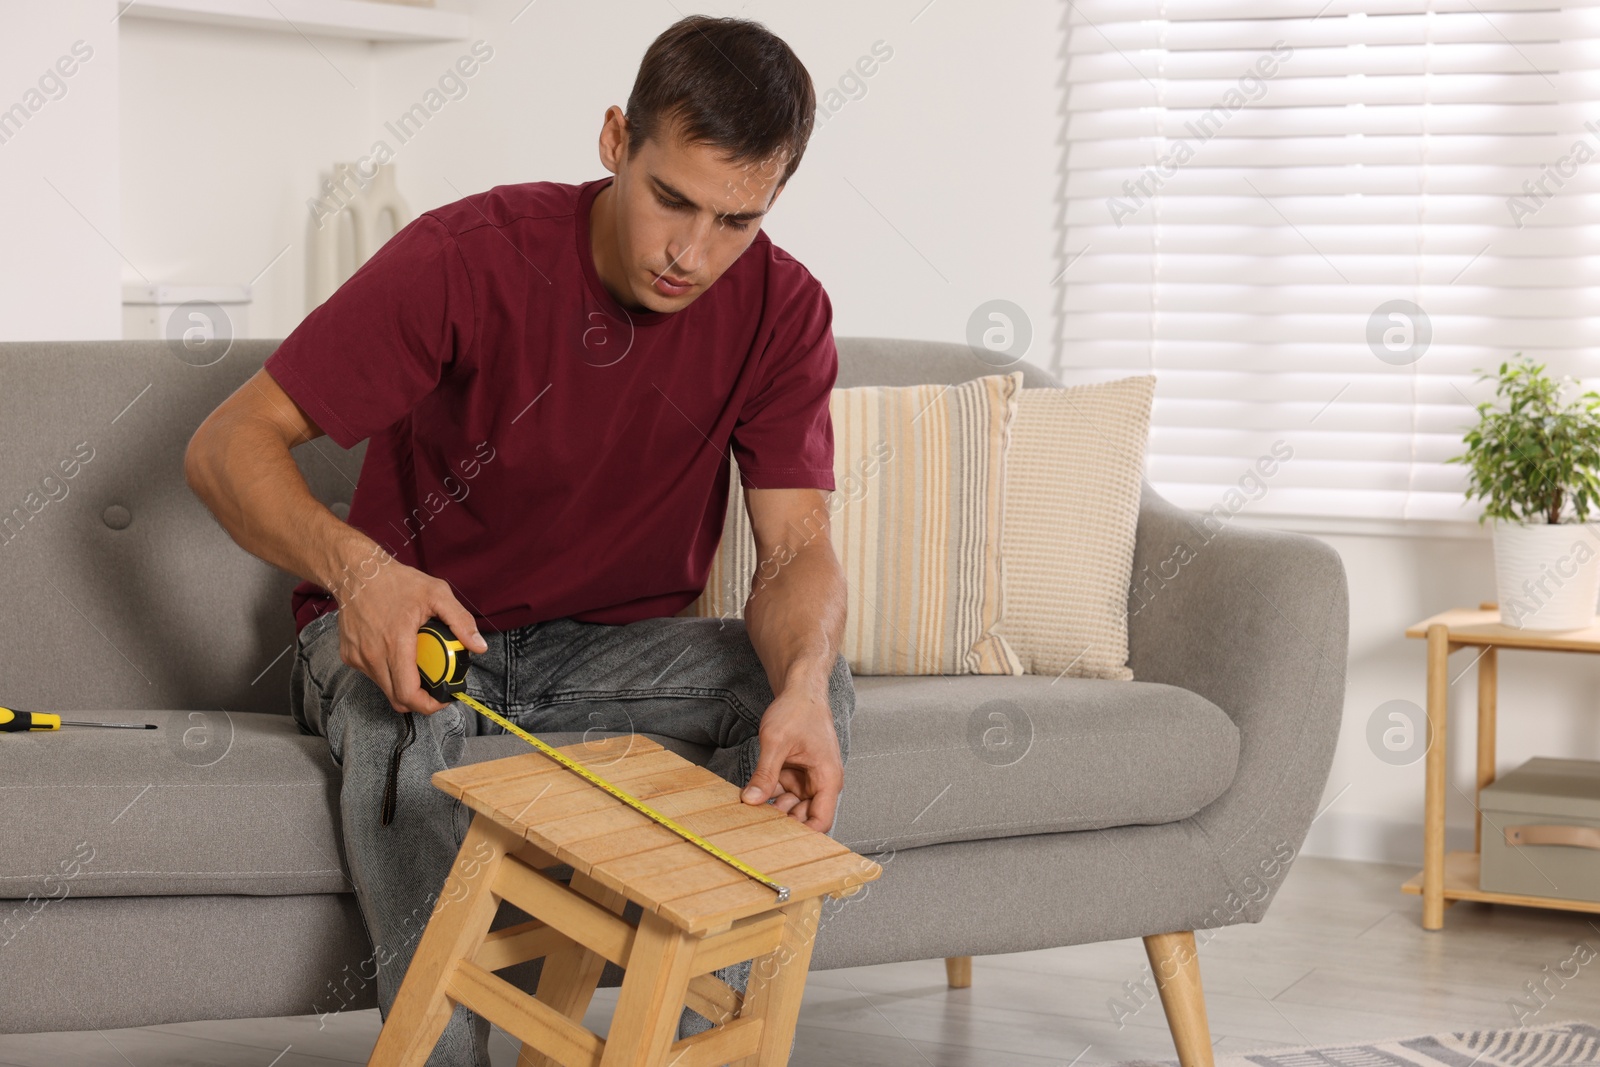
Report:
594,106,787,313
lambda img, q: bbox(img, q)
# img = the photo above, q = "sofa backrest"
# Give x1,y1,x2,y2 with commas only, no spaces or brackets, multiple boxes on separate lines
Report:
832,336,1062,390
0,336,1060,715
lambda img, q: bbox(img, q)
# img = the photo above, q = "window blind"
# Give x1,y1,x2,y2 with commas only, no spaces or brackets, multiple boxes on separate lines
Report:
1058,0,1600,522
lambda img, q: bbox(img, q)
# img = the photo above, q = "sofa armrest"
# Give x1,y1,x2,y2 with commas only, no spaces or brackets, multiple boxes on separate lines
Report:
1126,481,1349,919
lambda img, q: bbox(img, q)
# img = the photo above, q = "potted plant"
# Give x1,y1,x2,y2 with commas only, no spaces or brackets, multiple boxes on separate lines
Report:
1451,355,1600,630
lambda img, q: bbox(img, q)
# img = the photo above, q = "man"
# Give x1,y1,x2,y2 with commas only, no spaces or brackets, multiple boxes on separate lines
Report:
184,15,852,1064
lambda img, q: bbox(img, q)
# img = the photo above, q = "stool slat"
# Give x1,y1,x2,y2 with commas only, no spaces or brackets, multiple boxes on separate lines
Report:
657,850,878,931
470,749,698,815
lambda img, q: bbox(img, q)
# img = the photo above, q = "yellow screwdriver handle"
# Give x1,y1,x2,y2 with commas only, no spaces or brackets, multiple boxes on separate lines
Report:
0,707,62,732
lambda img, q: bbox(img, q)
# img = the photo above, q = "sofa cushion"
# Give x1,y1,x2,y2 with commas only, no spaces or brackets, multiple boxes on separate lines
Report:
682,372,1026,676
0,711,702,900
997,377,1156,681
829,674,1240,853
1,678,1237,898
0,711,349,900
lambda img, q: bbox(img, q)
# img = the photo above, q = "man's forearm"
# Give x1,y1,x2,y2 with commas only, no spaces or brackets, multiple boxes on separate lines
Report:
742,543,846,699
185,408,382,603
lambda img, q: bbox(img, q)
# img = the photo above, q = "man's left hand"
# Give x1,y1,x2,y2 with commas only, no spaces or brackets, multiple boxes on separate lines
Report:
741,687,843,833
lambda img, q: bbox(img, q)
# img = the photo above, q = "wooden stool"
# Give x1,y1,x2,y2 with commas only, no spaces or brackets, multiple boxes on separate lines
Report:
366,735,881,1067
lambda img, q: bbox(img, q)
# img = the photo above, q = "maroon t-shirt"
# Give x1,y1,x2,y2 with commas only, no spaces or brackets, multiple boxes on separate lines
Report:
264,177,837,636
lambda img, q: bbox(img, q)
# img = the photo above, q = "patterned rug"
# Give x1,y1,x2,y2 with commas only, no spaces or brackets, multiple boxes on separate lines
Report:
1120,1021,1600,1067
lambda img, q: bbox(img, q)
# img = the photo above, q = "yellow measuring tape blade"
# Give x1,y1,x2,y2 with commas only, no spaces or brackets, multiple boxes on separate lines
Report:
452,692,791,903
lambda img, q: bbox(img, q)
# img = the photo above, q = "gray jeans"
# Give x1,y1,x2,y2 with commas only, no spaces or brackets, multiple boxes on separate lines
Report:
290,609,855,1067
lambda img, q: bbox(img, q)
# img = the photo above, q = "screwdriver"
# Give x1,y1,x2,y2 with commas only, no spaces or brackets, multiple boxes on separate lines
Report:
1,706,157,731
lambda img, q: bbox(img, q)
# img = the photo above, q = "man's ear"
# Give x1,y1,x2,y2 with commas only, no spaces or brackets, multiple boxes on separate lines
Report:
597,105,628,175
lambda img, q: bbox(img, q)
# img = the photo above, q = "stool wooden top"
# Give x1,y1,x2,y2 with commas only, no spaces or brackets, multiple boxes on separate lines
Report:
433,736,880,934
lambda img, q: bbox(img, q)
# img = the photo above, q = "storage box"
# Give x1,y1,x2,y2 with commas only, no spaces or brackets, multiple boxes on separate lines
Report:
1480,757,1600,903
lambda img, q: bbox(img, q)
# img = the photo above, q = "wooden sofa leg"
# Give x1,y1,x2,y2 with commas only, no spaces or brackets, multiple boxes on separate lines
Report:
943,956,972,989
1142,931,1214,1067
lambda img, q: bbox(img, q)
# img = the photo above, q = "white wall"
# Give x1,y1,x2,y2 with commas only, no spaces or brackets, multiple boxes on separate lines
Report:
0,0,121,340
1281,523,1600,867
117,13,386,341
9,0,1590,867
110,0,1062,348
358,0,1064,349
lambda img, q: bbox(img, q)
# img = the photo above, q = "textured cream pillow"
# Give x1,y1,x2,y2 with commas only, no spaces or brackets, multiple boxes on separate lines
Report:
996,375,1156,681
682,372,1025,676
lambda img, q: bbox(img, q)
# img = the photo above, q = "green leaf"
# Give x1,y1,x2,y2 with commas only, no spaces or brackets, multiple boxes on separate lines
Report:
1449,354,1600,523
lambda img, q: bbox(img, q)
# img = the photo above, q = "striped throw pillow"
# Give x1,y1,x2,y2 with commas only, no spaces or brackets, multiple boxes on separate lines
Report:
682,372,1025,676
996,376,1155,681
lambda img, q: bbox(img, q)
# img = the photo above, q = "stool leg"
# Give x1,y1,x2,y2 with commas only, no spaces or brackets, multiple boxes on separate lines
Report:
598,910,699,1067
733,896,823,1067
516,871,629,1067
366,815,515,1067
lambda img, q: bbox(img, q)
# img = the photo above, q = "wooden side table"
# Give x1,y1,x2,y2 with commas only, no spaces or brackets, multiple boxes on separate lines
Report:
365,734,880,1066
1403,605,1600,930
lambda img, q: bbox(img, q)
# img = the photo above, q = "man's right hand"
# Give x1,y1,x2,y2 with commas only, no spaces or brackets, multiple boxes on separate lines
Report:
332,558,487,716
183,366,488,717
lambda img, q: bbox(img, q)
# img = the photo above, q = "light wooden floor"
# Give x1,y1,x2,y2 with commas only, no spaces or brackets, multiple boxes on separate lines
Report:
3,856,1596,1066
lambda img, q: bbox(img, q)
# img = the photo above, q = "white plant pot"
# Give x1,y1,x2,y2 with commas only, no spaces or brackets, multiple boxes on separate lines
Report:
1492,521,1600,630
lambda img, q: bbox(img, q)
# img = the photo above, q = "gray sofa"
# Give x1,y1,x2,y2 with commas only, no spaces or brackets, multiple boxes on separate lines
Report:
0,336,1348,1064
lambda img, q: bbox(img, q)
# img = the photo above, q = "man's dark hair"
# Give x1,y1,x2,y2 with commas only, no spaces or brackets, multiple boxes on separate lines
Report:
625,16,815,190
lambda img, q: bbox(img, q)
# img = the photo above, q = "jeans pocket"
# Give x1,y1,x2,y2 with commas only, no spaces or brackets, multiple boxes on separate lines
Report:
293,610,342,738
380,711,418,827
443,699,469,743
304,608,339,646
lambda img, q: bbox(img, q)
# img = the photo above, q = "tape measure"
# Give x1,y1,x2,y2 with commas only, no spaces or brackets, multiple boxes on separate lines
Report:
416,618,790,903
